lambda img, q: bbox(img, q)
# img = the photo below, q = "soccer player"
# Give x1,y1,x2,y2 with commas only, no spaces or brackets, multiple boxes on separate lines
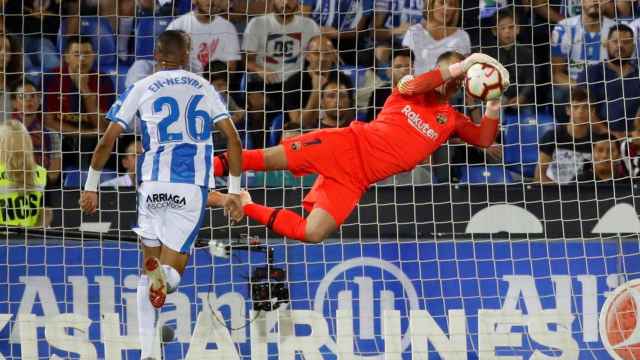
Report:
79,30,243,360
210,51,508,244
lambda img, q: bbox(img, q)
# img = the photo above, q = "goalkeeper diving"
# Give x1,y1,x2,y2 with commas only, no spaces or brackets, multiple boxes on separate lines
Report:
209,51,509,244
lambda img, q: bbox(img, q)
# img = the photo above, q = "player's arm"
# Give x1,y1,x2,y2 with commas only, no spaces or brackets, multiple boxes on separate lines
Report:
454,100,500,148
397,53,508,96
79,122,124,213
215,117,244,222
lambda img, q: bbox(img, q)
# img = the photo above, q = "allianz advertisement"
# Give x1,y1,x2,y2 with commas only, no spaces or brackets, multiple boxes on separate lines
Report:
2,238,640,359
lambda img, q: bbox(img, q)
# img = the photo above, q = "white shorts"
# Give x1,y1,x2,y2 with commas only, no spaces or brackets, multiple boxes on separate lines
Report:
133,181,207,253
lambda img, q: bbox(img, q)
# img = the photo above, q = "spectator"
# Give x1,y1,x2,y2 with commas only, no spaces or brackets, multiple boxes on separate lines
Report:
167,0,242,72
301,0,374,66
58,0,118,69
9,79,62,185
283,71,355,137
205,60,246,149
206,60,245,126
367,47,412,121
578,135,627,182
373,0,423,66
100,140,142,187
16,0,61,72
550,0,615,89
579,23,640,137
0,119,50,228
620,109,640,177
402,0,470,75
0,34,22,122
534,87,596,184
482,7,535,110
43,36,115,134
242,0,321,145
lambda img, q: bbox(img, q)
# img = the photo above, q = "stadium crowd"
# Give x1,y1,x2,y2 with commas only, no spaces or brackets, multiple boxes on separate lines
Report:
1,0,640,226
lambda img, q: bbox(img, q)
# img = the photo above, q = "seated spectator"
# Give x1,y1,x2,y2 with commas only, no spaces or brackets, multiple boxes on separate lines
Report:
0,120,50,228
620,109,640,177
550,0,615,95
402,0,471,75
283,71,356,138
578,134,627,182
535,87,596,184
301,0,373,66
17,0,61,72
205,60,246,148
0,34,23,121
43,36,115,134
482,7,535,110
372,0,423,67
367,47,412,121
206,61,245,126
58,0,118,69
167,0,241,73
243,0,320,145
578,23,640,137
8,79,62,185
100,140,142,187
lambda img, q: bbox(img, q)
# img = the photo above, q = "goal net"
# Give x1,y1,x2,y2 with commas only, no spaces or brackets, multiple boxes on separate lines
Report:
2,0,640,359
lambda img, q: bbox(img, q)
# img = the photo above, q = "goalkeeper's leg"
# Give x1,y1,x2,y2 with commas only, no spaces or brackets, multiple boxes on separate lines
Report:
209,191,336,243
214,145,288,176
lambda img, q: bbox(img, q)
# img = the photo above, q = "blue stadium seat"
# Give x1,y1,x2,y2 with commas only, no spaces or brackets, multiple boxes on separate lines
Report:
103,63,131,95
267,113,285,147
340,65,368,89
134,16,173,59
458,165,514,184
502,109,554,178
58,17,118,69
63,168,117,188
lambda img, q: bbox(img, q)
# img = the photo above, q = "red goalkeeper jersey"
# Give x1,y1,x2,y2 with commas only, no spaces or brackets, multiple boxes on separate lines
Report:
350,89,496,184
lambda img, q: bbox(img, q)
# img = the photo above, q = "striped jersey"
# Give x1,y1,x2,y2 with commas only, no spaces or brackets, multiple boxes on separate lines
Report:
551,15,615,80
106,69,229,188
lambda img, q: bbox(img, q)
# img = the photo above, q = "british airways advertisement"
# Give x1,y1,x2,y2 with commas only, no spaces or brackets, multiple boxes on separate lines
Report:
1,237,639,359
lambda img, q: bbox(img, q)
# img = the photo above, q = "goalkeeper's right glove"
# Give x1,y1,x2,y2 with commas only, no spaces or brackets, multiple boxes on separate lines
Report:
457,53,510,90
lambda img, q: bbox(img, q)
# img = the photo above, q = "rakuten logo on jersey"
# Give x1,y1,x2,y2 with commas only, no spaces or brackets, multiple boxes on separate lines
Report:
402,105,438,140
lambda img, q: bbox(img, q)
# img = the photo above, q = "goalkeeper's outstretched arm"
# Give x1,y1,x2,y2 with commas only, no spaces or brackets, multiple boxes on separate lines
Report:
454,100,501,148
397,53,510,96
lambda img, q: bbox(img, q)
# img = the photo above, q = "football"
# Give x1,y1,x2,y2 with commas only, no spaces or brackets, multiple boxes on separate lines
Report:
465,63,505,101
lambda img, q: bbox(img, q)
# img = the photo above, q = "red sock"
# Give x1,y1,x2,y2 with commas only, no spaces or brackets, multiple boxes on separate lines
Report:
214,150,266,176
244,203,307,241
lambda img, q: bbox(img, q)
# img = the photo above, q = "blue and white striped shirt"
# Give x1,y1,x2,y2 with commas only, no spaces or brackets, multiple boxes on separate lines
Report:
303,0,373,31
106,69,229,188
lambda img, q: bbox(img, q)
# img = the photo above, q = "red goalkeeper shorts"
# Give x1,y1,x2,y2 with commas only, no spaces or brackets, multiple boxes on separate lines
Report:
281,128,369,226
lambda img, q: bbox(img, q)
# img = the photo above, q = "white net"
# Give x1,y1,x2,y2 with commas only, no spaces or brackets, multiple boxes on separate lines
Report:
2,0,640,359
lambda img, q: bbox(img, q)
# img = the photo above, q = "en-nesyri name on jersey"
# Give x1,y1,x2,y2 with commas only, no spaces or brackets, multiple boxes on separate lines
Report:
106,69,229,188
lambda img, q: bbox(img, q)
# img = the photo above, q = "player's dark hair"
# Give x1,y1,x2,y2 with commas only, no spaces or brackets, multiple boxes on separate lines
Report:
205,61,229,83
391,47,413,63
569,86,590,105
322,71,355,103
64,36,93,52
608,23,634,40
9,78,39,99
496,6,517,25
155,30,190,66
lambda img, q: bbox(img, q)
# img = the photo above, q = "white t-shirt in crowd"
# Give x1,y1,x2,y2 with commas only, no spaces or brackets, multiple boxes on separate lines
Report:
243,14,321,82
402,23,471,74
167,12,241,68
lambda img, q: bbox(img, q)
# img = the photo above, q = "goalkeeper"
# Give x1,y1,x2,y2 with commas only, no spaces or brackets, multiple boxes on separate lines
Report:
210,51,508,244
